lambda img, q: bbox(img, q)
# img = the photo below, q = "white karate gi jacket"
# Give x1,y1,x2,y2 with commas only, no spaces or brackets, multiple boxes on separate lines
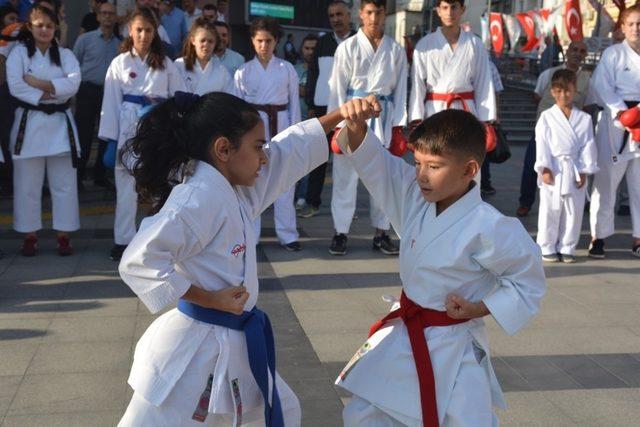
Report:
409,28,496,123
327,29,407,148
174,56,234,95
535,105,598,209
119,119,327,414
98,49,185,167
590,40,640,165
6,44,81,159
334,130,546,425
233,56,301,140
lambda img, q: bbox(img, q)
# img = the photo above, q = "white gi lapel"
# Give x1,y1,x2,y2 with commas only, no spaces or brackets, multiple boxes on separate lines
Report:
623,40,640,74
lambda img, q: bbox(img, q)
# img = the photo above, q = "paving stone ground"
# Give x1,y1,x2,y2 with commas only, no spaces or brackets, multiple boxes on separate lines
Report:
1,144,639,426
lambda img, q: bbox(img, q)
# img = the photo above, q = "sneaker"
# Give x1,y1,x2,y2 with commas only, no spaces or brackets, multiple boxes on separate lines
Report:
632,244,640,258
588,239,605,259
281,241,301,251
560,253,575,263
373,233,399,255
110,244,127,261
57,235,73,256
295,198,306,211
297,205,319,218
541,253,560,262
481,185,496,196
20,236,38,257
617,205,630,216
329,233,348,256
516,206,531,217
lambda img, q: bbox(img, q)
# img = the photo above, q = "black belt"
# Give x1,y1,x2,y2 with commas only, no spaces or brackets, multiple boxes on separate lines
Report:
620,100,640,155
14,100,79,168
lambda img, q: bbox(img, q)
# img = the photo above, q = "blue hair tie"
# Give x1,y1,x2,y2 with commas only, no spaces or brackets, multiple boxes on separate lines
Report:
174,91,201,114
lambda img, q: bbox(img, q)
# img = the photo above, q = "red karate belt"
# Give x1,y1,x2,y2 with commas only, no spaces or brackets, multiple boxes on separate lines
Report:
425,91,475,111
368,291,468,427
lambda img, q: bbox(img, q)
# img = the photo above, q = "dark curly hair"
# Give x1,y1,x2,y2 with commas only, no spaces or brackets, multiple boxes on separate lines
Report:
249,16,281,40
122,92,262,213
120,7,166,70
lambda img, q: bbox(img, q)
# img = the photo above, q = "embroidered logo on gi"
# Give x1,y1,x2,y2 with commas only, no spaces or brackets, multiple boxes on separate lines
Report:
231,244,246,257
129,71,137,78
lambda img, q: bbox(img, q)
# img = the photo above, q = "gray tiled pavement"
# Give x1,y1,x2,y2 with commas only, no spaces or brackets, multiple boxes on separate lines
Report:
1,143,639,426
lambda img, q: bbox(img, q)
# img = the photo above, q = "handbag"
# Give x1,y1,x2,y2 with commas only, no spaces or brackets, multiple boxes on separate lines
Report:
487,123,511,164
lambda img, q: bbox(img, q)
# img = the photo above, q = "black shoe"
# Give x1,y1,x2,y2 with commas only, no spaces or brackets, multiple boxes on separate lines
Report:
94,177,115,191
373,233,399,255
329,233,348,256
617,205,630,216
588,239,605,259
481,185,496,196
110,244,127,261
281,241,301,251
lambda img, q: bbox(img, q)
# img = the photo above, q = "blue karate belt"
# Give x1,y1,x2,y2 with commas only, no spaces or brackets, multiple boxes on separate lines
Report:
177,300,284,427
346,89,394,133
122,94,166,117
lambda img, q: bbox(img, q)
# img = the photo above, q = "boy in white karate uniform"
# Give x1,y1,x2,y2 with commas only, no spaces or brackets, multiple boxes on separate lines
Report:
333,103,546,426
327,0,407,256
535,69,598,263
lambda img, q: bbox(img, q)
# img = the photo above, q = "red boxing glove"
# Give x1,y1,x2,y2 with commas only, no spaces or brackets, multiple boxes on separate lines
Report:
389,126,408,157
485,123,497,153
330,127,343,154
619,107,640,129
630,127,640,143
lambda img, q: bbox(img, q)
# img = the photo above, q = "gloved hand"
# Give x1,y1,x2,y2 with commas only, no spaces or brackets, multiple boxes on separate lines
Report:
103,139,117,168
389,126,408,157
619,107,640,128
330,128,343,154
631,127,640,143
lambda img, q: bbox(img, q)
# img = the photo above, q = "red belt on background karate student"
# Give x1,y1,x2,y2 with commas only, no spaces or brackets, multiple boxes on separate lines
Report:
369,291,469,427
250,103,288,139
425,91,475,111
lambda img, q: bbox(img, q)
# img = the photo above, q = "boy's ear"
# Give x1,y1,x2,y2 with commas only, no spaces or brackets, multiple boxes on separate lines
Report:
465,158,480,179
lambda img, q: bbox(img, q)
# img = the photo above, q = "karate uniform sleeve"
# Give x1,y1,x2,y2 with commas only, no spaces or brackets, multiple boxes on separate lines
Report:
98,59,122,142
232,67,245,98
391,47,408,127
119,210,207,314
239,119,328,219
287,62,301,124
592,50,627,119
476,217,546,335
166,59,187,95
327,43,351,114
578,117,598,175
336,127,415,231
471,40,496,122
533,115,553,176
6,47,44,105
409,47,427,121
50,49,81,100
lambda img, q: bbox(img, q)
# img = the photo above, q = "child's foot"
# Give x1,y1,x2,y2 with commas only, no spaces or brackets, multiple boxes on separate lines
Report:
329,233,348,256
57,235,73,256
588,239,605,259
110,244,128,261
560,253,575,263
281,241,301,251
21,236,38,257
541,253,560,262
373,233,399,256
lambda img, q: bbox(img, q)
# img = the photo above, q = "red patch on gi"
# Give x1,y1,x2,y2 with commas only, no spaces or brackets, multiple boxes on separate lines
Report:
129,71,137,79
231,244,246,257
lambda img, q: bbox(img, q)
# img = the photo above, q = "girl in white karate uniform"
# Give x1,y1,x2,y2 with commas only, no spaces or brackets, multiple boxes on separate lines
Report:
116,92,374,425
99,7,185,261
6,5,81,256
234,17,302,251
174,17,234,95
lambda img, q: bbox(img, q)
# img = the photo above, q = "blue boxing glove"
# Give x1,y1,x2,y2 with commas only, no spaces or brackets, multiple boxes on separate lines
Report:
103,139,117,168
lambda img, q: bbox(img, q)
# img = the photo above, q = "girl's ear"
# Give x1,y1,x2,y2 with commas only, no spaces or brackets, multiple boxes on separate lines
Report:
211,136,233,162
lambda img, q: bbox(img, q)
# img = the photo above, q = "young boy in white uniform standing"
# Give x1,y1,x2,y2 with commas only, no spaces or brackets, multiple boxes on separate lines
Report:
116,91,379,426
234,17,302,251
99,7,185,261
535,69,598,263
333,103,546,426
327,0,407,256
6,5,81,256
588,5,640,259
409,0,495,128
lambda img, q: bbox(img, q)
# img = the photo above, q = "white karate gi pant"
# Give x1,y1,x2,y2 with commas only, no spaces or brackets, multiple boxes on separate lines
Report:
331,153,390,234
537,185,587,256
115,167,138,245
342,342,496,427
13,154,80,233
253,185,299,245
590,156,640,239
119,329,301,427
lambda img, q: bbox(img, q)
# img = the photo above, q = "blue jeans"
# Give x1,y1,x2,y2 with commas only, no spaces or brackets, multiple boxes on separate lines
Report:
519,134,538,208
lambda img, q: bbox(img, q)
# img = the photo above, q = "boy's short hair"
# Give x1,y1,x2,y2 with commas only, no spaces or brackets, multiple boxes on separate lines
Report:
550,69,577,90
409,109,486,164
360,0,386,9
250,16,281,40
436,0,465,6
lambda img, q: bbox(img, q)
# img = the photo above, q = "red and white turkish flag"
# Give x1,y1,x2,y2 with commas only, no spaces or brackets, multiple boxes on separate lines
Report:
565,0,584,41
489,12,504,56
516,13,539,52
